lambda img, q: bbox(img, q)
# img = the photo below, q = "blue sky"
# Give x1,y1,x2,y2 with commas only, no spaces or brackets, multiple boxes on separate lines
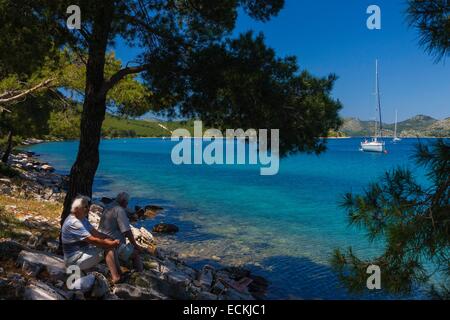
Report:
114,0,449,122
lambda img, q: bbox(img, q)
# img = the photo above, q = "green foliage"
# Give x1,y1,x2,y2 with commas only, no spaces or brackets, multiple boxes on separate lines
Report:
406,0,450,61
0,92,57,138
48,111,195,139
0,0,59,77
102,115,195,138
332,139,450,297
57,50,153,117
48,109,81,139
147,32,342,156
0,162,19,178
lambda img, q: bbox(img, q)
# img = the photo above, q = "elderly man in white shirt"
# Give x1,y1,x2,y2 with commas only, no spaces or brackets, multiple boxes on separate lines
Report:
61,196,122,283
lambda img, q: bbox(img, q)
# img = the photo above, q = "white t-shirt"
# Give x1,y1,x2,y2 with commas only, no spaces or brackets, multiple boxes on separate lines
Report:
61,214,94,261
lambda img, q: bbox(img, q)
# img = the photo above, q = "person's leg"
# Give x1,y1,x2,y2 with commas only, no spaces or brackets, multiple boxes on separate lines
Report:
114,250,122,276
104,248,121,283
131,249,143,272
75,248,103,271
118,243,142,272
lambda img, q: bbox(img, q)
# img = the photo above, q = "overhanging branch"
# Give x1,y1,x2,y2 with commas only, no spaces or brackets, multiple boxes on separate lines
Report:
0,78,56,107
101,64,149,96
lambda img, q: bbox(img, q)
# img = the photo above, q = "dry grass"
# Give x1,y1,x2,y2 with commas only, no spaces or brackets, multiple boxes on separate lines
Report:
0,194,62,221
0,195,61,240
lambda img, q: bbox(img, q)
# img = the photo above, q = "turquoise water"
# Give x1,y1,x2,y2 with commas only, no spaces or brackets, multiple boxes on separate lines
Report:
28,137,434,299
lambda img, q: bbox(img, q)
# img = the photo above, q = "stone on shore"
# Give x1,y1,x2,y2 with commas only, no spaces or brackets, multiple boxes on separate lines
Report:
0,273,27,299
17,250,66,280
131,226,155,247
145,205,164,211
197,265,214,289
152,223,179,233
113,283,166,300
0,240,28,260
90,272,111,298
196,291,219,300
70,274,96,294
24,280,66,300
40,164,55,172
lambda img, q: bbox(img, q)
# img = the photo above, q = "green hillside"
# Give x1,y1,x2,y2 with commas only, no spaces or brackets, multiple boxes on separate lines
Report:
102,115,195,137
340,115,449,137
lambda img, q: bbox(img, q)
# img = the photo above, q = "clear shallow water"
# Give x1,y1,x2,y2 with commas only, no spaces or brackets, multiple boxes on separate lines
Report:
28,137,435,299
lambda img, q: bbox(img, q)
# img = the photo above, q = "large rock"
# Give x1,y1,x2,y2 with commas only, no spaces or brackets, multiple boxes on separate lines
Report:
69,274,96,294
0,273,26,299
222,287,255,300
130,270,186,299
223,266,251,280
40,164,55,172
0,240,28,260
17,250,66,280
196,291,219,300
197,265,214,289
26,234,45,249
131,226,154,246
165,269,192,289
144,205,164,211
248,275,269,300
24,280,66,300
152,223,179,234
113,283,167,300
90,272,111,298
100,197,114,205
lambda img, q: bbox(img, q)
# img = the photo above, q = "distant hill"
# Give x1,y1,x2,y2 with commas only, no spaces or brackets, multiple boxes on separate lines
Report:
102,114,195,138
49,113,450,139
340,115,449,137
106,113,449,139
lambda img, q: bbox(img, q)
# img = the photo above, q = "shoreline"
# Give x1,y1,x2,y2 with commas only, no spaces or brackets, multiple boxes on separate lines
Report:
0,151,268,300
7,138,437,300
19,135,450,147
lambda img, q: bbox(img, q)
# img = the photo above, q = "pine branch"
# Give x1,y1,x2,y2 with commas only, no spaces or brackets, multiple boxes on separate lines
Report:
0,78,56,106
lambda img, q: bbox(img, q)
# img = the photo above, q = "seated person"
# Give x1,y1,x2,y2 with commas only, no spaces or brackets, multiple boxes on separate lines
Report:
99,192,144,272
61,196,122,283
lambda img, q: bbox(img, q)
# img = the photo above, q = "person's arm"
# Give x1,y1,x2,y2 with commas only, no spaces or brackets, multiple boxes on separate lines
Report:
85,236,120,249
123,230,144,252
90,228,112,240
117,208,144,251
83,218,112,240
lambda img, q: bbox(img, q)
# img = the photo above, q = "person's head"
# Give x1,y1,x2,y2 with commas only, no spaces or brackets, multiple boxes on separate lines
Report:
116,192,129,208
71,196,91,219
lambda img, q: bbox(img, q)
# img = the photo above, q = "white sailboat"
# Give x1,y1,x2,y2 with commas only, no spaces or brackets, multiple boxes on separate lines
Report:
392,109,401,142
361,60,386,153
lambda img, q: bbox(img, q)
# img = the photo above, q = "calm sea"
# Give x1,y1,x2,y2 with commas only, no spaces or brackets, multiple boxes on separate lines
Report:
28,137,436,299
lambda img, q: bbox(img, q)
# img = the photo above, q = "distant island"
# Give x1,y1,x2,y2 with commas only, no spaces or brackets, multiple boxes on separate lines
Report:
337,115,450,138
104,113,449,139
10,113,450,144
113,114,449,139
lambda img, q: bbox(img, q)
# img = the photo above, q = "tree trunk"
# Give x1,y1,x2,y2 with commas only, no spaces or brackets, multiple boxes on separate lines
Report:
1,129,13,163
60,2,115,226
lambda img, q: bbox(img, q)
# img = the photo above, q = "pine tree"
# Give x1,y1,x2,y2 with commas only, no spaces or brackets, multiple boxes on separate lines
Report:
332,139,449,298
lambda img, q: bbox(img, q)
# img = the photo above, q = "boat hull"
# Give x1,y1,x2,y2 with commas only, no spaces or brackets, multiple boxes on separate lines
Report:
361,141,385,153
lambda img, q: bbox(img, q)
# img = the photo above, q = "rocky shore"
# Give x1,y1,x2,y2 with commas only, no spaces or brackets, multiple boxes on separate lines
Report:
0,152,268,300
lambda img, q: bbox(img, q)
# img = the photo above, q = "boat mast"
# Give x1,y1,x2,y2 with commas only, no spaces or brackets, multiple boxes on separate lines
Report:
376,59,383,138
394,109,398,139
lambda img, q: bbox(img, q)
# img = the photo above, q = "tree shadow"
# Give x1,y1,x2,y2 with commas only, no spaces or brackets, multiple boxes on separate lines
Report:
180,254,420,300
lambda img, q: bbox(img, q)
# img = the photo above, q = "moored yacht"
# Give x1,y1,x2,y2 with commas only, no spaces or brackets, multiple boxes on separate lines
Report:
361,60,386,153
